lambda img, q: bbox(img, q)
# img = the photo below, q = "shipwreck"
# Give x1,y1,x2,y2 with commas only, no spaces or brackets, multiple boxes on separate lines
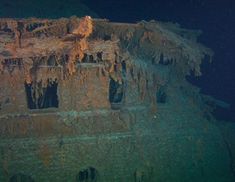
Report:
0,16,234,181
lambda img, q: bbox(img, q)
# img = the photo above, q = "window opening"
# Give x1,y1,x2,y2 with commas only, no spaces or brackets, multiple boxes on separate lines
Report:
25,79,59,109
76,167,98,182
10,173,34,182
109,77,124,104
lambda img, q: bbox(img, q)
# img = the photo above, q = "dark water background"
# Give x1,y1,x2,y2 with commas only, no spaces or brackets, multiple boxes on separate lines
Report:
0,0,234,121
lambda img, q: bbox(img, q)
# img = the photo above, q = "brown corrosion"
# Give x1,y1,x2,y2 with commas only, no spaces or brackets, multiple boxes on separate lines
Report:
0,16,213,116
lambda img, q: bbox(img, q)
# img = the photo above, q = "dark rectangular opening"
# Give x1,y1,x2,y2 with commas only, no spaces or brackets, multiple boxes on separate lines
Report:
25,80,59,109
109,78,123,104
156,86,167,104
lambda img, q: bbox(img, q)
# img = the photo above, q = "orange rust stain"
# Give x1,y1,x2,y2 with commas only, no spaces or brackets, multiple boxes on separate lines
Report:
68,16,93,75
38,144,52,167
72,16,93,38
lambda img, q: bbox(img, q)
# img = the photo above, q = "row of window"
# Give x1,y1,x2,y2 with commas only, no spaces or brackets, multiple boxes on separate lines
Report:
9,167,98,182
10,166,151,182
24,78,124,110
24,81,167,110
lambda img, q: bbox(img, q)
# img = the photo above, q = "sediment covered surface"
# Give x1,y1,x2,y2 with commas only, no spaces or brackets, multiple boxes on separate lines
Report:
0,16,234,182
